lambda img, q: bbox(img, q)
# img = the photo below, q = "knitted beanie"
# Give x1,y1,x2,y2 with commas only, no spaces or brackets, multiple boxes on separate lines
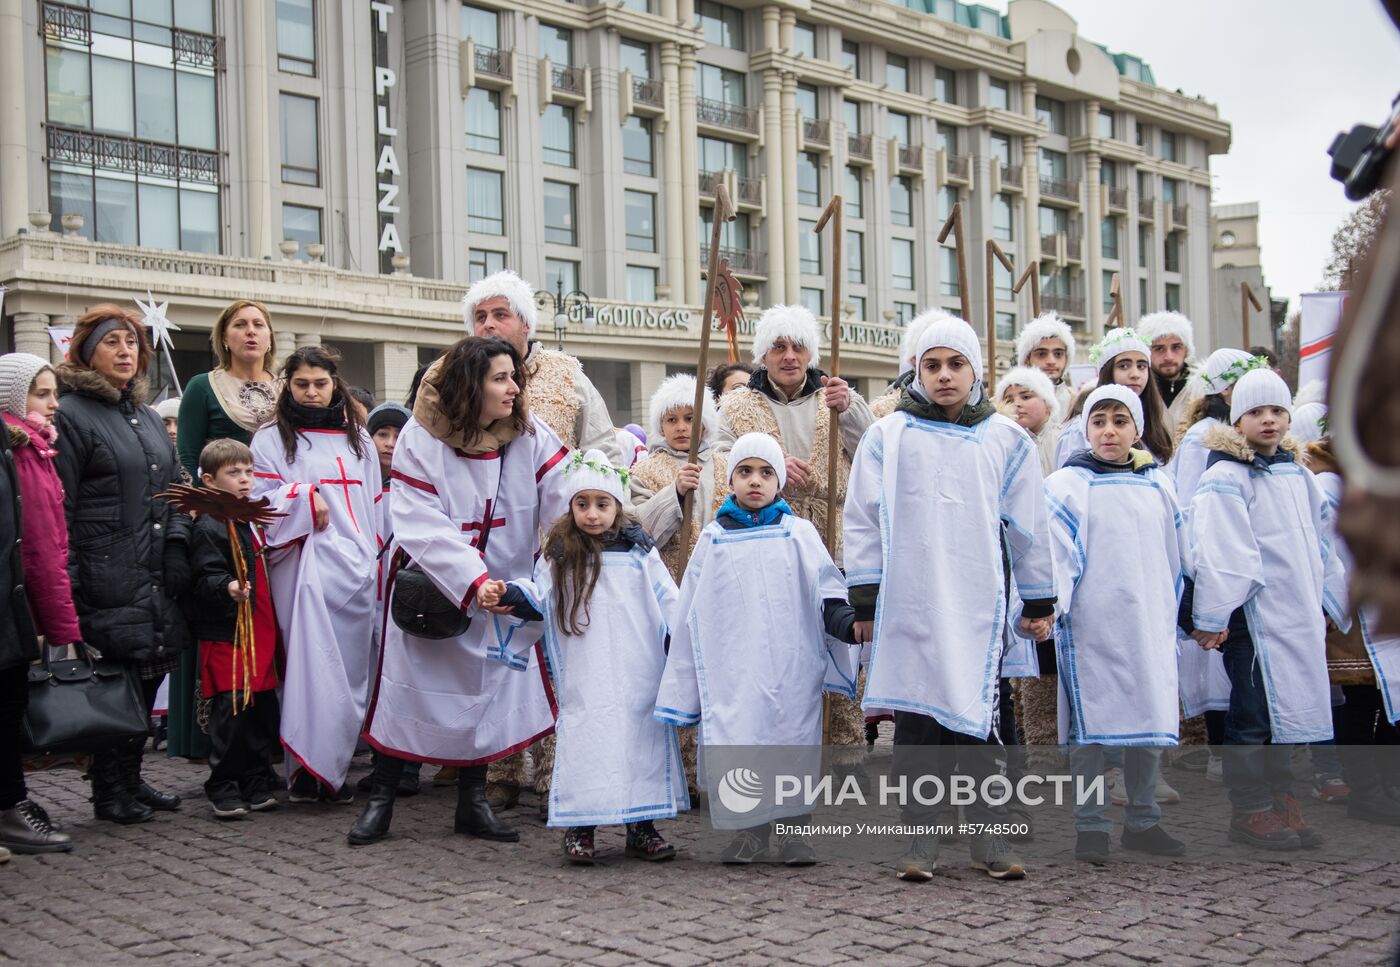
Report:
367,402,413,435
1084,384,1143,438
562,449,628,504
0,353,54,422
727,432,787,491
1230,368,1293,424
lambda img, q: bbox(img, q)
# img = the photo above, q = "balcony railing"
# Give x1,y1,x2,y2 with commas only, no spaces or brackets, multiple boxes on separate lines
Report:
847,133,873,160
43,1,90,44
946,153,970,180
803,118,830,147
1065,236,1082,261
551,64,586,96
700,244,765,277
899,144,923,170
1040,233,1058,255
1171,203,1189,226
1042,292,1085,316
698,170,722,198
1138,197,1155,220
1107,185,1128,210
46,124,219,185
696,97,759,134
1001,163,1024,189
736,175,763,206
475,45,512,80
1039,175,1079,202
173,28,222,69
632,76,664,108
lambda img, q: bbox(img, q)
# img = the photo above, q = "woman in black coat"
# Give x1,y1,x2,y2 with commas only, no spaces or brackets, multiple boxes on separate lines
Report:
55,305,192,825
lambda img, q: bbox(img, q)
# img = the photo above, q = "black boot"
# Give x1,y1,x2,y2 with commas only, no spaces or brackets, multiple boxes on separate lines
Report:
348,754,405,846
90,750,153,825
121,742,180,811
455,764,519,842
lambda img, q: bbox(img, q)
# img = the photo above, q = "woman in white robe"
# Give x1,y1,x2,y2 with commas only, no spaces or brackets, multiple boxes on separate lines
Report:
349,337,570,846
250,346,379,801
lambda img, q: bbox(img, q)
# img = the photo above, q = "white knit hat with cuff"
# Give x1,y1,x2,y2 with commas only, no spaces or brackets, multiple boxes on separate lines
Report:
1229,368,1293,424
727,432,787,491
1083,384,1143,438
562,449,628,505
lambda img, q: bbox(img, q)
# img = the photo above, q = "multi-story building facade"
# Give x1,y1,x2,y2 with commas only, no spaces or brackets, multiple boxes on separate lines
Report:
0,0,1230,419
1209,202,1285,355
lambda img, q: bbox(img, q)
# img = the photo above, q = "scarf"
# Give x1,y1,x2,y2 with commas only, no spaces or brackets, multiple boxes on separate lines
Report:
208,367,281,434
411,356,522,454
285,393,348,431
750,367,824,404
716,494,792,528
895,387,997,427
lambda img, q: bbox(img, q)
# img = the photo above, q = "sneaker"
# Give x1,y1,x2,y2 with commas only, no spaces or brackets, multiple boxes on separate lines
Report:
1121,824,1186,857
969,834,1026,880
776,833,817,867
0,799,74,853
1171,747,1211,773
1274,794,1323,849
322,783,355,805
624,821,676,862
1075,830,1111,865
720,828,769,865
432,765,459,787
895,834,938,881
1004,804,1035,844
1205,755,1224,784
1347,788,1400,826
1106,767,1128,807
1228,808,1301,851
1313,778,1351,805
288,771,320,804
0,845,9,864
211,799,249,820
563,826,595,866
245,791,279,812
1155,776,1181,805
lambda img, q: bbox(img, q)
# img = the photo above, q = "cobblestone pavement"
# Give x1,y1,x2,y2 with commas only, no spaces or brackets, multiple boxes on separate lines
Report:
2,740,1399,966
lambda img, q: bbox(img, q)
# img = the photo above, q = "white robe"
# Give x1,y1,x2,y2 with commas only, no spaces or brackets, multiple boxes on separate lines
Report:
1046,462,1187,745
364,416,570,765
1191,453,1350,742
251,426,380,790
1316,472,1400,723
1053,415,1089,470
498,545,688,826
844,411,1056,739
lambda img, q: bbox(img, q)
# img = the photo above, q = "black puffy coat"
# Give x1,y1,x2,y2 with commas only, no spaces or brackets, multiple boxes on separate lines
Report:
185,515,258,643
54,365,191,666
0,423,38,673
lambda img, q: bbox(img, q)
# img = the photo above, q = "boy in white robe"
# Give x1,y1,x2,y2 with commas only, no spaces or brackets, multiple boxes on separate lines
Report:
844,318,1055,882
1046,385,1188,864
1186,368,1350,851
482,450,686,864
654,433,862,866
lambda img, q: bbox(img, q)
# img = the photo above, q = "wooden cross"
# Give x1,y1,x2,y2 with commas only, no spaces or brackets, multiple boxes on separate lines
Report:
813,194,844,557
1012,259,1041,318
1104,271,1123,330
937,202,972,324
985,240,1014,397
1241,281,1263,349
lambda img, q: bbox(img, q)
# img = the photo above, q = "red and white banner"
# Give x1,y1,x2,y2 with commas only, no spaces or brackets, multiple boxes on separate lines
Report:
1298,291,1348,392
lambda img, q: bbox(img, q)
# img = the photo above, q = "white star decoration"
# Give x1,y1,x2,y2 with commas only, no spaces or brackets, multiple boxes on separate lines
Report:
133,289,179,350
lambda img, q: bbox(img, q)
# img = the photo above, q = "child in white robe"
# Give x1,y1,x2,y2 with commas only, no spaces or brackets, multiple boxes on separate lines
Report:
1054,328,1175,470
1014,311,1078,417
844,317,1055,883
999,365,1061,477
1186,368,1349,851
481,450,685,865
654,433,862,866
1046,385,1188,864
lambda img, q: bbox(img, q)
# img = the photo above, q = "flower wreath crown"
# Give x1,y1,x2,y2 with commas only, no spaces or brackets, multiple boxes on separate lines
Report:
1204,354,1271,394
1087,327,1145,366
564,449,630,489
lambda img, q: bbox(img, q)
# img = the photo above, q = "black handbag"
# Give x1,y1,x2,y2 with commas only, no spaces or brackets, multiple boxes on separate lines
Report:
390,447,505,640
22,642,151,756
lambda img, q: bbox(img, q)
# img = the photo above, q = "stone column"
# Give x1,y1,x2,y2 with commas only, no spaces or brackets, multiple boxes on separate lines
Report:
295,332,321,349
12,313,50,359
241,0,274,259
780,72,799,300
0,0,29,237
762,68,786,303
660,42,685,300
1021,80,1040,268
373,340,419,404
632,360,667,424
1085,151,1104,337
678,45,701,305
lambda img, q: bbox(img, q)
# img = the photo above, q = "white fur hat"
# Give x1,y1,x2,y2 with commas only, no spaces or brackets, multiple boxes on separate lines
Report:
155,398,183,421
728,432,787,491
461,270,539,334
1291,402,1327,444
0,353,53,421
1194,348,1257,396
999,366,1061,423
1136,311,1196,360
1014,312,1076,370
647,373,718,446
751,304,821,369
1230,368,1293,424
562,449,628,504
1089,327,1151,367
1294,379,1326,409
899,308,954,376
1084,384,1144,438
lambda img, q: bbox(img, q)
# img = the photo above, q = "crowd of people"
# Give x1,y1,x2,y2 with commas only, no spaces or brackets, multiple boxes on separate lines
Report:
0,270,1394,883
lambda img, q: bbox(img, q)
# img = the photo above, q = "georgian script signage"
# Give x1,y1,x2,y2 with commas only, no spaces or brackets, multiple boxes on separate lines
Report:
567,303,693,331
372,2,403,272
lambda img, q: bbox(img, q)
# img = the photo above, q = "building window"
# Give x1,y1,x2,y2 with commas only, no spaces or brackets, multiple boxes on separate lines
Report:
1165,282,1181,311
890,176,913,227
996,311,1016,341
279,93,320,185
627,265,658,301
623,117,654,176
1137,168,1152,199
1161,178,1179,205
276,0,316,75
541,24,573,66
800,287,824,316
891,238,914,290
625,190,656,252
847,230,864,284
797,153,821,207
941,247,960,296
466,167,504,234
988,77,1010,111
1161,130,1177,162
1042,267,1069,299
700,206,751,249
698,1,745,50
698,64,746,106
468,249,506,282
1103,270,1117,312
794,21,817,58
843,98,861,136
935,66,957,103
542,104,576,167
1038,147,1067,180
1039,204,1068,238
619,0,651,12
894,302,916,325
848,295,866,320
937,124,958,155
544,181,577,245
1138,223,1149,268
1139,277,1149,311
1135,121,1146,147
1164,231,1181,273
799,219,821,274
795,83,819,121
990,132,1011,167
995,260,1013,300
464,88,501,154
697,136,746,177
1035,95,1065,135
282,203,321,259
888,111,911,146
545,258,579,297
845,167,863,218
939,185,959,221
1100,161,1117,187
993,194,1013,241
461,4,499,46
886,53,909,92
1101,216,1119,260
841,40,860,77
620,39,651,78
1097,109,1114,140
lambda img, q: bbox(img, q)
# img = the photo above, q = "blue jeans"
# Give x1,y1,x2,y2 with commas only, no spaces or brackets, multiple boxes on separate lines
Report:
1070,744,1162,833
1221,624,1294,812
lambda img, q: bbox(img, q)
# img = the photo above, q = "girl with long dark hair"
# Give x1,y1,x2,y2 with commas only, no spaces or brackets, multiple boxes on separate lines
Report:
251,346,378,803
1054,329,1175,468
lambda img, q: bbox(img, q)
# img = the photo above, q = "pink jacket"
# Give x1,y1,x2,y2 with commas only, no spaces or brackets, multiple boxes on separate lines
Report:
5,414,82,644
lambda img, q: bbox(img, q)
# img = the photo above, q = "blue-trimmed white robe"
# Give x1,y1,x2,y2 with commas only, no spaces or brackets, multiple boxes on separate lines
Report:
1191,446,1350,743
843,411,1055,739
1053,415,1088,470
496,545,688,827
1046,462,1187,745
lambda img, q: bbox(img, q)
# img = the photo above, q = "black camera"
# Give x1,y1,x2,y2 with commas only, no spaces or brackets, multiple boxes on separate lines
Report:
1329,96,1400,200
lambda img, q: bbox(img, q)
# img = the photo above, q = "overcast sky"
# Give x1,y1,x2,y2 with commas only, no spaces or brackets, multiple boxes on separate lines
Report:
1023,0,1400,311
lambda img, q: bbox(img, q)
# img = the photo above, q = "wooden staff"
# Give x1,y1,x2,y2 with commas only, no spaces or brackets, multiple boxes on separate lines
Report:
677,183,735,574
937,202,971,324
1104,271,1123,330
1012,259,1041,317
985,240,1014,398
1241,281,1263,349
813,195,844,557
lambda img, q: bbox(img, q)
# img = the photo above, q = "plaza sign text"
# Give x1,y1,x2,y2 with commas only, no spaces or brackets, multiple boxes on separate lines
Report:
372,2,403,271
